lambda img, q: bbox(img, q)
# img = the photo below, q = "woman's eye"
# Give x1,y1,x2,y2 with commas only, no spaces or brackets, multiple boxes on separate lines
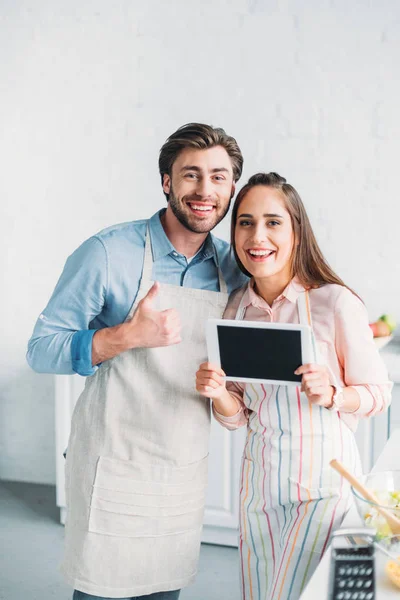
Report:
268,220,280,227
238,220,252,227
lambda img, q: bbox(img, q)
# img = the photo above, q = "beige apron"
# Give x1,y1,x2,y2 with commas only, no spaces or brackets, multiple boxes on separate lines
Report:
61,228,229,598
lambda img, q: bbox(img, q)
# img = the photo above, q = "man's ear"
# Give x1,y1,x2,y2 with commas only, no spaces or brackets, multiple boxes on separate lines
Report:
230,183,236,199
162,174,171,195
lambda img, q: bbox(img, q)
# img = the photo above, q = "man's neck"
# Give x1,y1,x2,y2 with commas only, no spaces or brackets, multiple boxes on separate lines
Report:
160,206,209,258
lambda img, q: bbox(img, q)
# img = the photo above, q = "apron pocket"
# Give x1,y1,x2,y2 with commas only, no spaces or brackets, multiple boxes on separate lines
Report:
88,455,208,538
288,477,340,502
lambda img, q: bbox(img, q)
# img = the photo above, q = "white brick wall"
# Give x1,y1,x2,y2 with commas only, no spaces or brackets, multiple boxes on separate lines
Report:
1,0,399,483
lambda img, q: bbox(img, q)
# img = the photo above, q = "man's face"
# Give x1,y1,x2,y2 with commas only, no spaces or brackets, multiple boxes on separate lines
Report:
163,146,235,234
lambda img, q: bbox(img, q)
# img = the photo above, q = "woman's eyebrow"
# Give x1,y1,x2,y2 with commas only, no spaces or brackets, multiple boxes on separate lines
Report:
237,213,283,218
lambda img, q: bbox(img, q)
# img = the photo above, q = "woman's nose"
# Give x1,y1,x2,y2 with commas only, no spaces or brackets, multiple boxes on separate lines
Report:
250,226,268,244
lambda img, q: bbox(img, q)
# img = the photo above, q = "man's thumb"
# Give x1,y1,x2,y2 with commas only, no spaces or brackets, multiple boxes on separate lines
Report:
141,281,159,307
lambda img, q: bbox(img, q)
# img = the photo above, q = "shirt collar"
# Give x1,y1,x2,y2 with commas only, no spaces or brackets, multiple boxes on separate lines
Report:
242,277,306,309
148,208,218,265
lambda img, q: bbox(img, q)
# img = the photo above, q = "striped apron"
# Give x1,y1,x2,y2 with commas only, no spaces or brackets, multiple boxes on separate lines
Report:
236,289,361,600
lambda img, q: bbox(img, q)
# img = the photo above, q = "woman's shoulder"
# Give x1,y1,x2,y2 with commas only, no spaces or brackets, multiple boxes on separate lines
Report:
309,283,362,312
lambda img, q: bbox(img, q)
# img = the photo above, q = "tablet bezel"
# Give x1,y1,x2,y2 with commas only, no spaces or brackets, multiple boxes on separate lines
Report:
206,318,313,386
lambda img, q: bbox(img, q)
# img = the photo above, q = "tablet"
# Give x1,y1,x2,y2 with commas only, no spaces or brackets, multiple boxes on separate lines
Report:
206,319,313,386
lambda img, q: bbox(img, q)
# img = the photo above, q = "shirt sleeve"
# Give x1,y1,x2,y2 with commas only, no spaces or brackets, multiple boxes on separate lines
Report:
26,236,108,376
334,288,393,416
212,381,249,430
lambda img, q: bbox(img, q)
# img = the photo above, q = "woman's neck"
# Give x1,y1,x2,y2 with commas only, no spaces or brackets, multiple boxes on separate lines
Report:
253,275,292,307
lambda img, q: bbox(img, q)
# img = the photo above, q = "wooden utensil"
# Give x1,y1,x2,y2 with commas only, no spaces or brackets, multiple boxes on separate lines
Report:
330,459,400,535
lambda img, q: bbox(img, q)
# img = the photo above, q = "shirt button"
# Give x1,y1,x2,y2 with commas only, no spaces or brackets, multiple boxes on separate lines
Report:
173,252,178,256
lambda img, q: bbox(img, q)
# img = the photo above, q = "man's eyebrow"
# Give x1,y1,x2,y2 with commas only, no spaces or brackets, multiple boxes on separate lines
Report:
238,213,284,218
180,166,230,173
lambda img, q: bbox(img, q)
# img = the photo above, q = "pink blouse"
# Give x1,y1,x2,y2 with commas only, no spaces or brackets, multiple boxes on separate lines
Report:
213,279,393,433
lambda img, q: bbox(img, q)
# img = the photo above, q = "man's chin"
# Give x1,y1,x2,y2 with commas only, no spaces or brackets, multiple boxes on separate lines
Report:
184,217,220,234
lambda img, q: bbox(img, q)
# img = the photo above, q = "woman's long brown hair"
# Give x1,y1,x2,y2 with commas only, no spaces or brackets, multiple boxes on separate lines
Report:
231,172,360,297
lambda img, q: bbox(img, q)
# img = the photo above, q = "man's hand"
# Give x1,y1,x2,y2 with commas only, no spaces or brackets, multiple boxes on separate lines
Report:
294,363,334,408
91,281,181,366
126,282,182,348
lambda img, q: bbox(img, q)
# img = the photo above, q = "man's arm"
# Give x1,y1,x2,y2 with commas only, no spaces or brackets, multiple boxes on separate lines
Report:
27,237,108,375
27,238,182,375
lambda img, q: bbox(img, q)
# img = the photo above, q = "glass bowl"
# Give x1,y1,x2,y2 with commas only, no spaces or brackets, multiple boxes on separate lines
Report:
351,471,400,541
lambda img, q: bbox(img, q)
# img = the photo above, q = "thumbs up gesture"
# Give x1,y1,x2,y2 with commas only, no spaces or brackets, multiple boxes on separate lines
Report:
126,282,182,348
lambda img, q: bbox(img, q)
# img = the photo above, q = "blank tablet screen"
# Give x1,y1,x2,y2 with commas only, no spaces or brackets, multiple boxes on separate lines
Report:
217,324,302,383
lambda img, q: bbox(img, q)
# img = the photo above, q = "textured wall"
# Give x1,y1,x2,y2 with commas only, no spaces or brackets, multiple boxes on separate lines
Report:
1,0,399,483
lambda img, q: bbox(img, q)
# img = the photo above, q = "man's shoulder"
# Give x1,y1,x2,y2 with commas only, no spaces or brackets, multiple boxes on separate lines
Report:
84,218,152,260
94,219,148,245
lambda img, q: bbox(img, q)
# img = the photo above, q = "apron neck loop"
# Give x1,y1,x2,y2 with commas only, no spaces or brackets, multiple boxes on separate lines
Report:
144,226,228,294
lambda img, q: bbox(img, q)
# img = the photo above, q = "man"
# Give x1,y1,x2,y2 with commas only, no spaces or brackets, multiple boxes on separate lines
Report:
27,123,247,600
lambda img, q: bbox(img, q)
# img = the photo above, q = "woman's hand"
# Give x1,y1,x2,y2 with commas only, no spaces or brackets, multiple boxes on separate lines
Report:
196,362,227,400
294,363,334,408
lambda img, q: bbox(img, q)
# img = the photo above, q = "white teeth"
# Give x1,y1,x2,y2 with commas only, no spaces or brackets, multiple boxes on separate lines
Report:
248,249,274,256
189,204,213,211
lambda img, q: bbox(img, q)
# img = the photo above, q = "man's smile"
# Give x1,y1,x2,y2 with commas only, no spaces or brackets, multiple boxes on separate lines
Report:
186,201,216,216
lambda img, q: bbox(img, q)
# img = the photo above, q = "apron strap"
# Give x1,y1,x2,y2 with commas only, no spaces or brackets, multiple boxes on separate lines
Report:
142,226,228,293
234,284,249,320
211,244,228,294
297,290,320,364
297,290,312,327
141,227,154,287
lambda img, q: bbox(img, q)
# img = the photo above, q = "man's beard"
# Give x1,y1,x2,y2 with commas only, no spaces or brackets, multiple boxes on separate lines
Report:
168,186,231,234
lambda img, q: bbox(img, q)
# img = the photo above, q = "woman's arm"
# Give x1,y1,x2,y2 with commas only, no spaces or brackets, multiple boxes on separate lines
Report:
295,287,392,414
333,288,392,415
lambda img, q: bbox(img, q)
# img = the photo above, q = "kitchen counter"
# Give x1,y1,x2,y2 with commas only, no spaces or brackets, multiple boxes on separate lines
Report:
300,428,400,599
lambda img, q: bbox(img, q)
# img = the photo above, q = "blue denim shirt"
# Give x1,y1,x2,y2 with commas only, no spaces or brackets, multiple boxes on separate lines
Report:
27,209,247,376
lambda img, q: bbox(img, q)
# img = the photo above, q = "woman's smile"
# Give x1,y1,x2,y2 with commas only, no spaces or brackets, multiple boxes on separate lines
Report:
245,248,276,262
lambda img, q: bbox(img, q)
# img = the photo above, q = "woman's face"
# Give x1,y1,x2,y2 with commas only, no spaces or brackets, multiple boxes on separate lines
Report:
235,185,295,284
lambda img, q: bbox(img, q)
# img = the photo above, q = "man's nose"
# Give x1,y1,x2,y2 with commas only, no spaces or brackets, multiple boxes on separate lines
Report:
196,178,213,198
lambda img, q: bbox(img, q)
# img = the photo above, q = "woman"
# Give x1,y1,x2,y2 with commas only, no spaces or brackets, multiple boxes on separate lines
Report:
196,172,392,600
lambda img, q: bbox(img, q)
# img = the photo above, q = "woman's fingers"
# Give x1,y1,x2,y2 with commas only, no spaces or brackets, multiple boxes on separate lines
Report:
197,376,223,389
198,362,225,377
196,365,226,397
301,372,329,393
294,363,320,376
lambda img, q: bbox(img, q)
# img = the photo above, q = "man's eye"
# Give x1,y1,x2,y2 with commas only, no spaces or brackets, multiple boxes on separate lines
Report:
185,173,198,179
214,175,225,182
